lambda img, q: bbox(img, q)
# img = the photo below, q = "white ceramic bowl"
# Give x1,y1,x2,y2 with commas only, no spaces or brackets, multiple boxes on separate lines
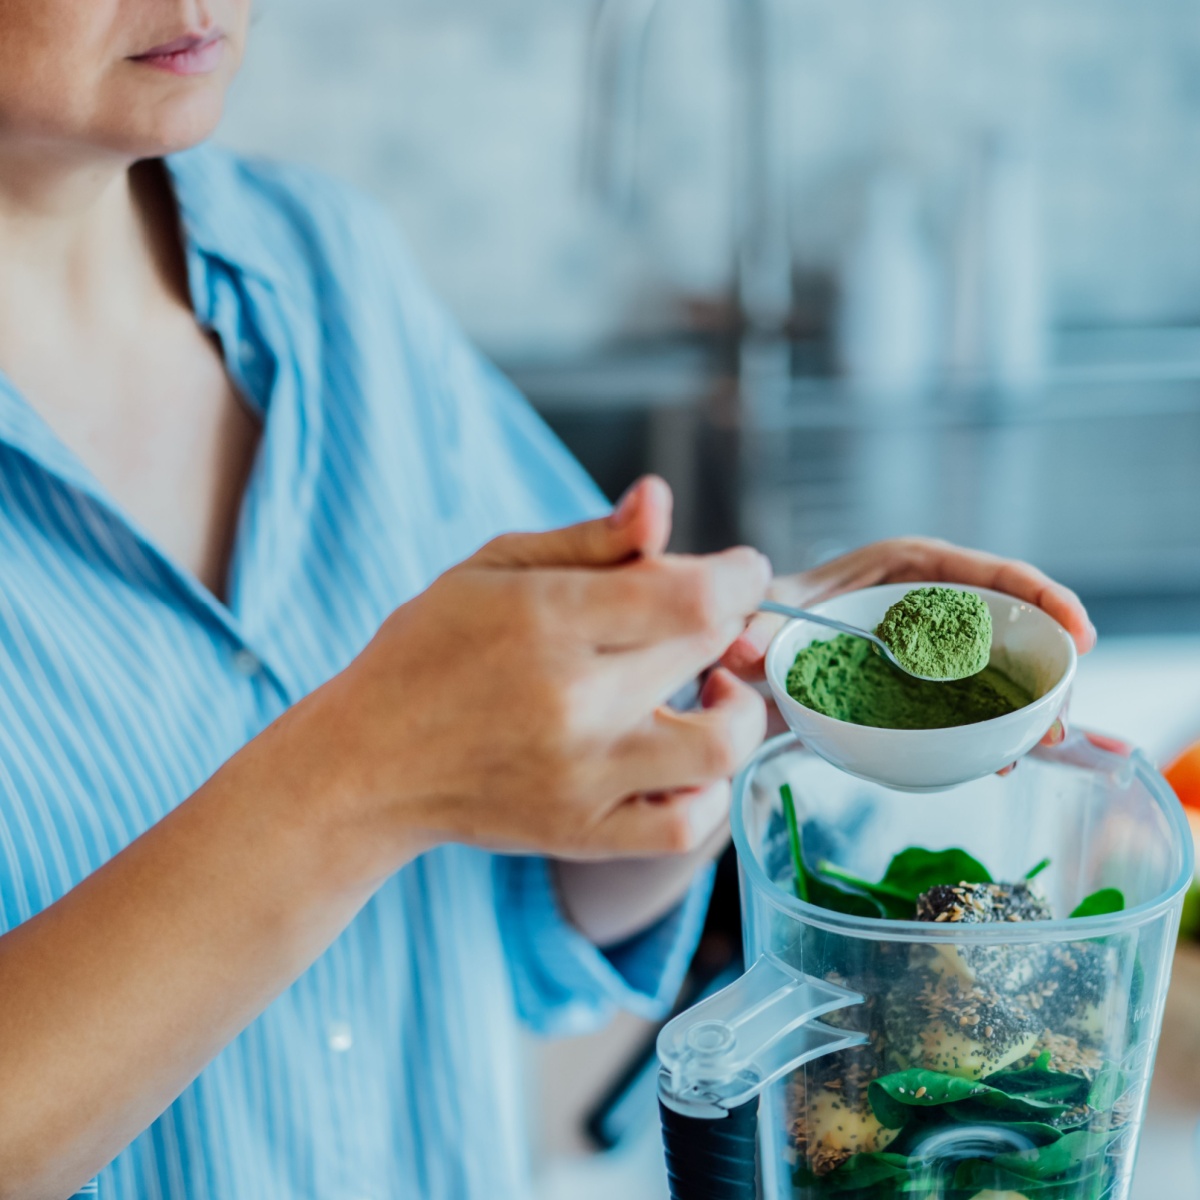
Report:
764,582,1077,792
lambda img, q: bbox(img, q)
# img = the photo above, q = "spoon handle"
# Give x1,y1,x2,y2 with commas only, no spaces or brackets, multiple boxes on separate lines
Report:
757,599,949,682
758,599,880,644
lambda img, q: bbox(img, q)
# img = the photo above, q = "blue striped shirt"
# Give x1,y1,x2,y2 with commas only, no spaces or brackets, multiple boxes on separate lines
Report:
0,144,710,1200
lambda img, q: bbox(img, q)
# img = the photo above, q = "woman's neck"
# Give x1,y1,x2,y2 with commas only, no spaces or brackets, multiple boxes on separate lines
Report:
0,143,184,344
0,140,259,600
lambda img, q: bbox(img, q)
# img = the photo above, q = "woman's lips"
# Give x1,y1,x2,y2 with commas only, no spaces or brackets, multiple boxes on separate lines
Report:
131,32,225,77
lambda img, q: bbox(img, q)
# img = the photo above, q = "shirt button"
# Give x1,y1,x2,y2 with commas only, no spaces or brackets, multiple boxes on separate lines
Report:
328,1021,354,1053
232,649,261,677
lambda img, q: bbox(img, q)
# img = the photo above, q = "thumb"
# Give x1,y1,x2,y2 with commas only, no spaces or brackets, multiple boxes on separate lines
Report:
477,475,673,569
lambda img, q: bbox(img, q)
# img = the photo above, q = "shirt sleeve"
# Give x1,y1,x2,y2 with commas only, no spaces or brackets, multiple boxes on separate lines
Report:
495,855,716,1036
342,191,716,1034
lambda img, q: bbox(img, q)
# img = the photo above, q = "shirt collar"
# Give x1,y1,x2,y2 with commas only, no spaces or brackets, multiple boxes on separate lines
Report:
163,144,287,295
0,143,275,492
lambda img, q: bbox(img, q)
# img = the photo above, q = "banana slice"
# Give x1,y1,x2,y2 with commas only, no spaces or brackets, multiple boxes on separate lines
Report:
903,1019,1039,1079
791,1084,899,1176
884,965,1041,1080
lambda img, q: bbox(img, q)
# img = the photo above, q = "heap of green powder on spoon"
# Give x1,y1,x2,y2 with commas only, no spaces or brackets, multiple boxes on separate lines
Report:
786,587,1033,730
875,585,992,681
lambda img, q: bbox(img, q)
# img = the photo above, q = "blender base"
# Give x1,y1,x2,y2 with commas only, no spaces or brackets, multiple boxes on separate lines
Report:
659,1096,757,1200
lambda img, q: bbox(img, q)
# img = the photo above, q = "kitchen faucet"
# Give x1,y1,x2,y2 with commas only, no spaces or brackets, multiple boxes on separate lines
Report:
582,0,793,333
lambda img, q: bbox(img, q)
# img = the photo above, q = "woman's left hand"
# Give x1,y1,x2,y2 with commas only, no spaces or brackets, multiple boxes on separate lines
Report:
720,536,1097,749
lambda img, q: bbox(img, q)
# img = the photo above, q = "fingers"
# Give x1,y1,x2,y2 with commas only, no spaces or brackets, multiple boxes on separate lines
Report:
475,476,673,570
609,669,767,795
591,781,734,858
908,542,1096,655
1038,717,1067,748
722,619,780,681
1001,701,1069,775
585,548,772,651
1083,730,1133,756
611,475,673,558
720,552,895,680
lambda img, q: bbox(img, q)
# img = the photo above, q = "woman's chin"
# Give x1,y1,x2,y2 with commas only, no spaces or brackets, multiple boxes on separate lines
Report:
98,91,230,159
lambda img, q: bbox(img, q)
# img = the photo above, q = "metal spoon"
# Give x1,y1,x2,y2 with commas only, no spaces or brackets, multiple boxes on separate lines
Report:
758,599,958,683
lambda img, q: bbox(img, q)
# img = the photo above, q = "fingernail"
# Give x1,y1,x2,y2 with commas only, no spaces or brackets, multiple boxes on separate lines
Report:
1047,718,1066,745
758,552,774,585
687,786,730,843
609,482,640,528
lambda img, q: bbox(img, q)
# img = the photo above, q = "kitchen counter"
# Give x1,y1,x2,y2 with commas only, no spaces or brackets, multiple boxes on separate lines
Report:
531,632,1200,1200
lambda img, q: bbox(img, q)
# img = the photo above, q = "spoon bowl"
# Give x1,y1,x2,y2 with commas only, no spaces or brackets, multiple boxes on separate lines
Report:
758,599,964,682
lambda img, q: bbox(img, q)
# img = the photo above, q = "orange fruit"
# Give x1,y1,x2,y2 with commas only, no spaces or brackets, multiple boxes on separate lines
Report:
1166,742,1200,811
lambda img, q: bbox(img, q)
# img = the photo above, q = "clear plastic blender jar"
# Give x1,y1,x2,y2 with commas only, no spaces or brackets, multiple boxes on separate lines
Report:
657,733,1192,1200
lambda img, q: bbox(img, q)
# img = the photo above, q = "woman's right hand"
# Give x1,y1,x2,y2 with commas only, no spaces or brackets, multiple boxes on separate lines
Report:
0,477,768,1196
294,478,772,879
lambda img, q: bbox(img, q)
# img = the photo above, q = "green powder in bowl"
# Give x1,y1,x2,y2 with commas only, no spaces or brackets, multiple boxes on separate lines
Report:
875,586,992,680
785,633,1031,730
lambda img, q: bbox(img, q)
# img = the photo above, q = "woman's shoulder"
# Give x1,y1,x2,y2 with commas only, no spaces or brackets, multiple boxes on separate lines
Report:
167,143,422,300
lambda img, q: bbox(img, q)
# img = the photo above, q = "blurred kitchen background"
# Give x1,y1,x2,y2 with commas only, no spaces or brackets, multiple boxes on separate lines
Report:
218,1,1200,1195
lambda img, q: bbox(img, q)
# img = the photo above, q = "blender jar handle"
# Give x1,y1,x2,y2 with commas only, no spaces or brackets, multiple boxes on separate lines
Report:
657,953,867,1200
1031,727,1139,786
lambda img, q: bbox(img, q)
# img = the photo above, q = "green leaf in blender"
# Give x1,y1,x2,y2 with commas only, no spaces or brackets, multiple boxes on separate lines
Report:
1023,857,1052,881
809,846,996,920
1085,1063,1127,1111
806,874,889,920
780,783,808,903
812,861,916,907
793,1150,911,1191
867,1066,1085,1130
880,846,993,894
778,785,887,916
1069,887,1126,918
940,1112,1074,1142
955,1143,1109,1195
979,1063,1092,1109
989,1128,1114,1180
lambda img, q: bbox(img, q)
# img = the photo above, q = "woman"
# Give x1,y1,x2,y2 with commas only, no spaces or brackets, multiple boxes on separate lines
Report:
0,3,1094,1198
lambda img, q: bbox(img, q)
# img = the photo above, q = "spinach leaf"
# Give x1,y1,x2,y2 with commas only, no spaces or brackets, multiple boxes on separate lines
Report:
780,784,807,902
805,844,996,921
1070,887,1125,918
1024,856,1052,881
941,1111,1068,1144
991,1128,1114,1179
794,1151,912,1191
1087,1063,1127,1111
880,846,993,894
778,785,887,918
809,862,914,920
806,873,888,920
982,1064,1093,1109
869,1065,1092,1130
869,1069,992,1128
956,1152,1108,1197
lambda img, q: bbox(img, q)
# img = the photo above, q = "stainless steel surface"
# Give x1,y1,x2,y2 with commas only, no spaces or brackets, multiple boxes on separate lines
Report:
757,598,960,681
